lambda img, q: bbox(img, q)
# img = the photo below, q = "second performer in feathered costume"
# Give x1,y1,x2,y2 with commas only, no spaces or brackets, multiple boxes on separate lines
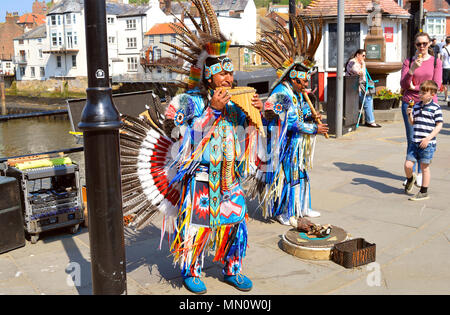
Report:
249,15,329,225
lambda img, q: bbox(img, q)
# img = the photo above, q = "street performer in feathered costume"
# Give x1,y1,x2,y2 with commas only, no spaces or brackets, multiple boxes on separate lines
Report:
249,15,328,225
119,0,263,294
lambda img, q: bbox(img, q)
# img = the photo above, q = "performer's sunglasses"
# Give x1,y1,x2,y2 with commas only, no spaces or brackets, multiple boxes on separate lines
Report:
289,69,311,81
204,58,234,79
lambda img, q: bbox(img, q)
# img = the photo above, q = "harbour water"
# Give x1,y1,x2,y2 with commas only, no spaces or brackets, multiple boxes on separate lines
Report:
0,118,76,158
0,113,86,184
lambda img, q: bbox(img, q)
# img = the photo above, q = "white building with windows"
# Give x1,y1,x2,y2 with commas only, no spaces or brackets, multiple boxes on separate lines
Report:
12,0,258,86
424,13,448,42
0,60,15,77
44,1,85,79
13,24,49,81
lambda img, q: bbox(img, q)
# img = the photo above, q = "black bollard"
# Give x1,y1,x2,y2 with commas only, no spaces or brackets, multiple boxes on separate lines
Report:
79,0,127,295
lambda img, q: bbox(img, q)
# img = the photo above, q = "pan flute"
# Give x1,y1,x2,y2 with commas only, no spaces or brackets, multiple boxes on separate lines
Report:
218,87,265,137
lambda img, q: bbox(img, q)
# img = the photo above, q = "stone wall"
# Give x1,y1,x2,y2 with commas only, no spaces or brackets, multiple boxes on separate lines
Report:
16,77,88,97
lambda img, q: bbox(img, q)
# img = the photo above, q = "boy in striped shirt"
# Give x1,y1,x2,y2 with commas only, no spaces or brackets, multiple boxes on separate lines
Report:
405,80,443,200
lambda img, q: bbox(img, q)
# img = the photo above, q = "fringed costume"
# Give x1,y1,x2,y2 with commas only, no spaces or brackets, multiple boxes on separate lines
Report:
165,87,254,279
248,15,323,222
119,0,258,293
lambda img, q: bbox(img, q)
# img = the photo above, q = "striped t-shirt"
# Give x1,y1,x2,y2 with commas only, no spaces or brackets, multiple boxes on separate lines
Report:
412,101,443,144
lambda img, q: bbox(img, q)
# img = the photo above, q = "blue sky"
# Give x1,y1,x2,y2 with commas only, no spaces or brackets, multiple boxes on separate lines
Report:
0,0,38,23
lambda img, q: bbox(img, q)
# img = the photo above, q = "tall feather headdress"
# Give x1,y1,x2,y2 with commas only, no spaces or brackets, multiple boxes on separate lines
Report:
250,15,323,91
157,0,231,89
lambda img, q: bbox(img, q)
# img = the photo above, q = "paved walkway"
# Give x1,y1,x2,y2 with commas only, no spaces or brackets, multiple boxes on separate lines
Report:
1,99,449,295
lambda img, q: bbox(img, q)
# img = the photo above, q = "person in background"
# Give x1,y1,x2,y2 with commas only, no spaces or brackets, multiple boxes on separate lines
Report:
400,32,442,188
440,37,450,104
345,49,381,128
431,38,441,58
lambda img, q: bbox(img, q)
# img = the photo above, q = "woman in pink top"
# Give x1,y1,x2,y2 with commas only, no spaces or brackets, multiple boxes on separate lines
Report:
400,32,442,185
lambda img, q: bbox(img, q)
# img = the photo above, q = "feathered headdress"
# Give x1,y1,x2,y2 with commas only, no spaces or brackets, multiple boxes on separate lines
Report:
158,0,231,89
250,15,323,91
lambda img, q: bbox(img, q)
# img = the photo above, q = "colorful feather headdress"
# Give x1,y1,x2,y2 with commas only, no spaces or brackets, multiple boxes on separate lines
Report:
250,15,323,91
159,0,231,89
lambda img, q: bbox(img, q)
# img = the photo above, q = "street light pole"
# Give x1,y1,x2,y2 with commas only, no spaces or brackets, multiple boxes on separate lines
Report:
79,0,127,295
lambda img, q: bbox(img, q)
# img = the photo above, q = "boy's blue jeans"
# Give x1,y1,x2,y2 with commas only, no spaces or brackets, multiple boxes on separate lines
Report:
359,91,375,124
407,142,436,165
401,100,421,173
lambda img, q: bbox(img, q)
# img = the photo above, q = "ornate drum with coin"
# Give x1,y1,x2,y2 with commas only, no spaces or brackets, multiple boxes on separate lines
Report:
282,225,350,260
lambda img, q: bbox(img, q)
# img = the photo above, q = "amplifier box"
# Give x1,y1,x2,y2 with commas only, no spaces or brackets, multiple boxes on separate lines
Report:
5,164,84,243
0,176,25,254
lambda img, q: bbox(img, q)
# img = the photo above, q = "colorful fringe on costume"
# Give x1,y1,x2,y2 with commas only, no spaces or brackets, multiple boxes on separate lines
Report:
162,88,257,277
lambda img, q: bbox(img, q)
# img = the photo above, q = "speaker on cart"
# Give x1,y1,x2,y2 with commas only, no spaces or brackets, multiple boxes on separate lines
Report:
0,176,25,253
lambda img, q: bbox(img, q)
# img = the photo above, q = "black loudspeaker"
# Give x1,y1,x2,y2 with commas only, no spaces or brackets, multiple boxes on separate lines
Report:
66,90,159,133
0,176,25,253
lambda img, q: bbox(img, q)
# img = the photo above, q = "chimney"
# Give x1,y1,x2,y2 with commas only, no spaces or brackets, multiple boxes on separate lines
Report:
165,0,172,14
5,12,19,24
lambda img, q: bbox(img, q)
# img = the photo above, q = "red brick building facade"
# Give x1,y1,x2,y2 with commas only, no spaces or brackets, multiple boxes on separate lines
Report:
0,13,24,61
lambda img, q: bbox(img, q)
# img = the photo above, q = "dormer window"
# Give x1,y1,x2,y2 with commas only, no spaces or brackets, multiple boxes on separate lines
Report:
126,19,136,30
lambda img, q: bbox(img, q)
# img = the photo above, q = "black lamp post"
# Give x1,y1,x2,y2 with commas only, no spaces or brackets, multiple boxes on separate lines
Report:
79,0,127,295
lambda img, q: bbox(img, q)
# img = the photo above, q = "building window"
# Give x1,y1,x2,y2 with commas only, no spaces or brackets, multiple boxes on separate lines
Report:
127,57,138,71
72,55,77,68
20,67,25,76
149,36,154,44
127,37,137,49
18,39,24,45
39,49,43,58
66,13,72,25
156,49,161,60
31,67,35,78
58,33,62,46
51,32,57,46
171,34,176,44
108,36,115,44
107,17,114,24
51,15,56,25
126,19,136,30
73,14,76,24
56,56,62,68
328,23,360,68
57,15,61,25
40,67,45,77
425,17,446,38
160,35,164,42
73,32,78,46
67,32,73,48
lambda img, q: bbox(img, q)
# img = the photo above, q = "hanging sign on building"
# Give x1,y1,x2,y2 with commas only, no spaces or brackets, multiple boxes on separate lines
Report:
384,27,394,43
366,44,382,60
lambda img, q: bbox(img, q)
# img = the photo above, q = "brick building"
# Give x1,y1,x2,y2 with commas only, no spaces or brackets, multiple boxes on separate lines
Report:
0,13,24,61
32,0,48,15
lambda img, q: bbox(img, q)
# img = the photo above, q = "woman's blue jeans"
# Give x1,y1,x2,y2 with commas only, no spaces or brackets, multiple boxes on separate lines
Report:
401,100,421,173
359,91,375,124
